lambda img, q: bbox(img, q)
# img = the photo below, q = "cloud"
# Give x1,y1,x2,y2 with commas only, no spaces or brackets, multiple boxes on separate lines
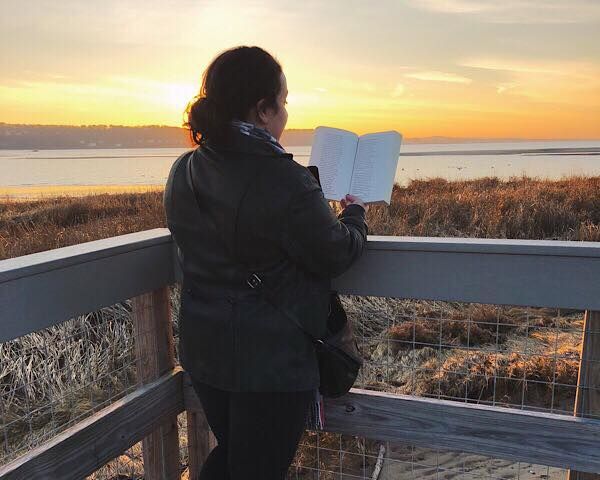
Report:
409,0,492,14
404,71,472,84
407,0,600,24
496,83,516,94
460,58,600,83
459,58,600,104
460,59,562,75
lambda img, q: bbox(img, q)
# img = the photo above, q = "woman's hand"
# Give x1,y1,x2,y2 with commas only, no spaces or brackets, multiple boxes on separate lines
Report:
340,194,369,213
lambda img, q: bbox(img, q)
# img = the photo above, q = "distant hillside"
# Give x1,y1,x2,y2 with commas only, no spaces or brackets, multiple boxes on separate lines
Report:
0,123,315,149
0,123,555,150
0,124,190,150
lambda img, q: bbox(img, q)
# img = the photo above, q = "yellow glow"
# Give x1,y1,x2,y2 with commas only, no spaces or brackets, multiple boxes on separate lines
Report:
164,83,198,111
1,1,599,139
3,59,599,139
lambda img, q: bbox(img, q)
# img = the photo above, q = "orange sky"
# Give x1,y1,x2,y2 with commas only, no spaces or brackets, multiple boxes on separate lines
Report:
1,0,599,139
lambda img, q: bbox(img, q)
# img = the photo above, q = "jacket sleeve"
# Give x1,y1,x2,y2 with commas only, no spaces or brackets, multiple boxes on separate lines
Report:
281,169,368,278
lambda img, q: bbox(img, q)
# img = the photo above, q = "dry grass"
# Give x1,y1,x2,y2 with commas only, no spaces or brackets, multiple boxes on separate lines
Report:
1,175,597,476
0,303,139,464
2,175,600,260
369,175,600,240
0,191,165,259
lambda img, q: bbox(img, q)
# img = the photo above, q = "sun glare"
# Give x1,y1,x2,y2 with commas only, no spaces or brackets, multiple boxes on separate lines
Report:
164,83,198,112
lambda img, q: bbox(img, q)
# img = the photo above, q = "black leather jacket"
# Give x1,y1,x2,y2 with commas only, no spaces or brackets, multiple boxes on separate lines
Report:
163,130,368,392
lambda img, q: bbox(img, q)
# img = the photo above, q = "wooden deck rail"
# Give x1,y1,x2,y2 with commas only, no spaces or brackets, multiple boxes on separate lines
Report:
1,228,600,478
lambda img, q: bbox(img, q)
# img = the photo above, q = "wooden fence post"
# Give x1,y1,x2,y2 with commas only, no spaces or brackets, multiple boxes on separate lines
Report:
567,310,600,480
132,287,181,480
182,363,218,478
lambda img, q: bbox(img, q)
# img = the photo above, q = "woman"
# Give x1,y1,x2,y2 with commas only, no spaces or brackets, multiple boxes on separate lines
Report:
164,46,368,480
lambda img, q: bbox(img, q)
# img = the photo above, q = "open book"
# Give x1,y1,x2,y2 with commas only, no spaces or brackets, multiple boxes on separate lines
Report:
308,126,402,205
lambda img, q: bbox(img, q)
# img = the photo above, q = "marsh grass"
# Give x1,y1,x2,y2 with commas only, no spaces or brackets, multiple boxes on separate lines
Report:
1,175,597,476
370,175,600,240
0,303,138,464
2,175,600,260
0,191,166,260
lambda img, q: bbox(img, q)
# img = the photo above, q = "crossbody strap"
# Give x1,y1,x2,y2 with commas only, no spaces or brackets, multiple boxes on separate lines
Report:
185,150,323,347
245,272,324,347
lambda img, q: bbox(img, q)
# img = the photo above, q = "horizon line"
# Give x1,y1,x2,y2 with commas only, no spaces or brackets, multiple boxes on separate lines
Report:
1,123,599,143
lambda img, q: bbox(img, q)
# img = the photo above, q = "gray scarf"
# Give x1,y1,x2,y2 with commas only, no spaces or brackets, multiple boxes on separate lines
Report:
230,119,287,154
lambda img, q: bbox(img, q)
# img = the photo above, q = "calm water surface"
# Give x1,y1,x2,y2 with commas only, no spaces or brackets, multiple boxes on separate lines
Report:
0,141,599,197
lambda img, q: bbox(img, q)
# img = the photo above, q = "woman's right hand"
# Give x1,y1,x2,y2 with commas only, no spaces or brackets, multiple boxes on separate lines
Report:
340,194,368,213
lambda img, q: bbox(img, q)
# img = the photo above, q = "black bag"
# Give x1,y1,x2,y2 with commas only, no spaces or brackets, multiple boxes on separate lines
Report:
317,291,364,397
246,273,363,398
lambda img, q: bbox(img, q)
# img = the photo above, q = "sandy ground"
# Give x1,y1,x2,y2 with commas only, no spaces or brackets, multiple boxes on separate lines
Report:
378,442,566,480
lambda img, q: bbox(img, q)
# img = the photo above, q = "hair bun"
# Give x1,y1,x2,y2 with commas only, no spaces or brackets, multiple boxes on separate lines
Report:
187,96,224,145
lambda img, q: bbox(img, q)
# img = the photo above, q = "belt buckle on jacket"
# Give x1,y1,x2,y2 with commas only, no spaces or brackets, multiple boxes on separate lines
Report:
247,273,262,289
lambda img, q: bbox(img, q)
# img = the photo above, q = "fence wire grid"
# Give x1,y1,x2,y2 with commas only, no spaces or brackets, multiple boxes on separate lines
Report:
0,285,187,478
1,284,596,479
284,294,593,480
344,296,588,416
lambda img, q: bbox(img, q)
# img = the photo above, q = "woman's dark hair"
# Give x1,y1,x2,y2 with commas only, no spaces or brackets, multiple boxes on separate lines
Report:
185,46,283,146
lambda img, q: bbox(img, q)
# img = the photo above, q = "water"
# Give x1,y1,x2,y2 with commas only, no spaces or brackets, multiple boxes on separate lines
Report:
0,140,599,198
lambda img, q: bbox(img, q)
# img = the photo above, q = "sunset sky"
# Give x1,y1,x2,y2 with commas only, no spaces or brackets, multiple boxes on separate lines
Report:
1,0,599,139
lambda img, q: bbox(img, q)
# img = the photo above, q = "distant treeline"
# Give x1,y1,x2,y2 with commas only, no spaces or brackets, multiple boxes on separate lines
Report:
0,123,315,149
0,123,543,150
0,124,191,149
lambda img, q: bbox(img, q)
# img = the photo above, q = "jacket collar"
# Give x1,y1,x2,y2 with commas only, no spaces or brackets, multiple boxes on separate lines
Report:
204,126,292,159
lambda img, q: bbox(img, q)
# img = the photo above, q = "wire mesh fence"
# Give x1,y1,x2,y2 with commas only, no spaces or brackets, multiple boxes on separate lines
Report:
0,284,187,477
288,432,569,479
0,300,139,466
0,284,594,479
343,295,585,416
286,294,591,479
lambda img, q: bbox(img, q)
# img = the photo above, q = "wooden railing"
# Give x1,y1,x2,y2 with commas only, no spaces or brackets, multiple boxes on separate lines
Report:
1,228,600,478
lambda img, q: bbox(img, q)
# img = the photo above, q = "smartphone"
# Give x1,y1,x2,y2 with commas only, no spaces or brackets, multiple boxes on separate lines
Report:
307,166,321,188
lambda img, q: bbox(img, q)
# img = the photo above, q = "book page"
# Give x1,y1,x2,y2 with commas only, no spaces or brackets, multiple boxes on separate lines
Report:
308,126,358,201
349,131,402,204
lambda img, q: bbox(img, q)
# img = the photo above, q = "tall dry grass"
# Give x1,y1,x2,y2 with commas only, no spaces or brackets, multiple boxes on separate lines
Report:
1,176,598,477
0,306,137,463
2,175,600,260
370,175,600,240
0,191,165,259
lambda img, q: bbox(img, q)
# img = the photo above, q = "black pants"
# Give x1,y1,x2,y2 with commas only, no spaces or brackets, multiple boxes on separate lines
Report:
190,376,314,480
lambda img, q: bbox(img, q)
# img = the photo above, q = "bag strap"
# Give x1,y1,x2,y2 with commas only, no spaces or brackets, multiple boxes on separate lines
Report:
185,150,323,347
245,272,324,347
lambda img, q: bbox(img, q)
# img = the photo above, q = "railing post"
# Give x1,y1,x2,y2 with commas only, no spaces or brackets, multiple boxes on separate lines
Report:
132,287,181,480
182,358,218,477
185,394,218,479
567,310,600,480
